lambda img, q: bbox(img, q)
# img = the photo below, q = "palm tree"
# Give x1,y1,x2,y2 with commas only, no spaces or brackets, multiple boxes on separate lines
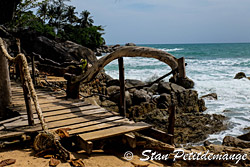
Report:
65,6,78,25
79,10,94,28
37,2,48,24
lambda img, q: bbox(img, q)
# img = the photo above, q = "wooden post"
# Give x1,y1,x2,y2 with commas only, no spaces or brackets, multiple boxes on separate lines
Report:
15,64,20,81
19,63,34,126
177,57,186,79
118,57,126,117
31,54,36,86
168,106,176,145
64,73,80,99
0,47,11,118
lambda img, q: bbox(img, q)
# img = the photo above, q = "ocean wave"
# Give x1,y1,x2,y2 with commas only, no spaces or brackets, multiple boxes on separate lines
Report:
159,48,184,52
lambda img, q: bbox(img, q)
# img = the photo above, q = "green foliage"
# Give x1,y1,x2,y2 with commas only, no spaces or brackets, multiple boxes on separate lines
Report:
8,0,105,49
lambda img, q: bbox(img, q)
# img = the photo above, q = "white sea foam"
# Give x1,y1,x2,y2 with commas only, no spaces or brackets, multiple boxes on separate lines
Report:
159,48,184,52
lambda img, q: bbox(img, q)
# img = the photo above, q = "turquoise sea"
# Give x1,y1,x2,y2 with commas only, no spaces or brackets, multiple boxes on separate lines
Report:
104,43,250,144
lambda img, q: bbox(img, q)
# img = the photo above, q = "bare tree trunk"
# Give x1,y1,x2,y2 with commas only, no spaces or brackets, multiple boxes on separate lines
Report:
0,48,11,118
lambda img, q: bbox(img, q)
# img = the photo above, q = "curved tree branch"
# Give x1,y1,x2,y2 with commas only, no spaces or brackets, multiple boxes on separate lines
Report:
72,46,178,84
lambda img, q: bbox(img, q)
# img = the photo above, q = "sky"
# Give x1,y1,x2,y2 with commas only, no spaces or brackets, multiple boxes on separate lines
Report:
68,0,250,45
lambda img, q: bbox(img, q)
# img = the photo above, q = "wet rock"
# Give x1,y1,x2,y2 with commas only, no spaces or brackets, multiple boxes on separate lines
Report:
223,136,250,148
201,93,218,100
223,109,232,113
170,77,194,89
234,72,246,79
125,43,136,46
158,82,185,94
132,89,151,105
126,79,145,87
237,132,250,141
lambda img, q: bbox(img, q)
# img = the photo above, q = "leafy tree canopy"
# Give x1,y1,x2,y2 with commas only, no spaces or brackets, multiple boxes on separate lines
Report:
7,0,105,49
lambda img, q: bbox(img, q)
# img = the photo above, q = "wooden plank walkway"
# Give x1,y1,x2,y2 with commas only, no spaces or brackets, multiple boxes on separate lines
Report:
0,81,152,153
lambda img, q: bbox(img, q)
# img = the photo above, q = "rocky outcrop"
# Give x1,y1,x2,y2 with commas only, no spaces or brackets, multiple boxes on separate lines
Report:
157,82,206,113
223,136,250,148
130,103,226,144
96,44,122,55
125,43,136,46
234,72,247,79
61,41,97,64
31,36,96,64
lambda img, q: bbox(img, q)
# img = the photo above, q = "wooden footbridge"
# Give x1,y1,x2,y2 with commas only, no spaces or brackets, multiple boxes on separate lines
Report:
0,81,153,153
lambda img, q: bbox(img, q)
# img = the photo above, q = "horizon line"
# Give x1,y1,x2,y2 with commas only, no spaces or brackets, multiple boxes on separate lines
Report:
107,42,250,46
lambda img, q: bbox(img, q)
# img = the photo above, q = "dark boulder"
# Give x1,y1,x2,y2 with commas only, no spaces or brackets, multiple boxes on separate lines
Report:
126,79,145,87
107,79,120,87
61,41,97,64
144,83,158,94
169,76,194,89
107,86,132,107
132,89,151,105
201,93,218,100
125,43,136,46
234,72,246,79
31,36,74,63
237,132,250,141
158,82,185,94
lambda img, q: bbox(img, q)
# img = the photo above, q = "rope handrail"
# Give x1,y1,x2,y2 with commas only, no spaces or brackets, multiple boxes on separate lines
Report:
0,37,48,131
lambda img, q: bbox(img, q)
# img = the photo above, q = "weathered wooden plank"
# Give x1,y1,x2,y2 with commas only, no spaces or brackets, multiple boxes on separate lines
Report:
19,105,101,116
0,112,121,139
13,101,91,113
4,109,115,129
0,116,22,125
49,115,122,131
79,122,151,141
69,118,129,135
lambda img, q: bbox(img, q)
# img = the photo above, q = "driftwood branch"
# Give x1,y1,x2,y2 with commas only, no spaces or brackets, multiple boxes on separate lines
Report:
71,46,178,84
